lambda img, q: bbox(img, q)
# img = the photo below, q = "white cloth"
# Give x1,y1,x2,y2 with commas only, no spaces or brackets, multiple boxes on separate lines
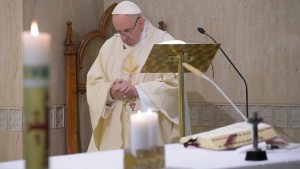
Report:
135,85,157,112
2,143,300,169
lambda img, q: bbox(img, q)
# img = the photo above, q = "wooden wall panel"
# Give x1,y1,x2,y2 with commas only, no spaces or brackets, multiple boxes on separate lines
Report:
23,0,103,105
22,0,103,157
105,0,300,104
0,0,23,107
0,0,103,162
0,0,23,162
105,0,300,142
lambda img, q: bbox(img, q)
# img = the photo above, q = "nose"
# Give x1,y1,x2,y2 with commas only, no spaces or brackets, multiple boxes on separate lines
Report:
121,35,128,41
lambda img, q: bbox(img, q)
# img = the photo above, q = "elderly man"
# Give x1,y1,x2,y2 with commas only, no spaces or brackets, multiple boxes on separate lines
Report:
87,0,190,151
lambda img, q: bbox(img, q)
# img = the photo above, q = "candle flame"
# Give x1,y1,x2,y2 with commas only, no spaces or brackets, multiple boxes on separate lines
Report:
31,20,39,37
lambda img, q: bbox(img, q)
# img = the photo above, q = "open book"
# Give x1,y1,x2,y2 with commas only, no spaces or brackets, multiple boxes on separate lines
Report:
180,122,280,150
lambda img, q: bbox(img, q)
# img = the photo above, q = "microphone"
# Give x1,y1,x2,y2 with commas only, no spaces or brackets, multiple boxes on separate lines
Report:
197,27,249,118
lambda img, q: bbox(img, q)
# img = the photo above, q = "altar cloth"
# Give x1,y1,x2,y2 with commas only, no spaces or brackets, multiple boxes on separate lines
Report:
0,143,300,169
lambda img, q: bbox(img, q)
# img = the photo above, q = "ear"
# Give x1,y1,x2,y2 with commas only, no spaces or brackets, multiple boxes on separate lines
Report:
140,17,145,28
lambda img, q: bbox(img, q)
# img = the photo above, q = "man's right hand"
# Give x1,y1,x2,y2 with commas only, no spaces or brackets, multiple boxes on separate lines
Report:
110,84,125,100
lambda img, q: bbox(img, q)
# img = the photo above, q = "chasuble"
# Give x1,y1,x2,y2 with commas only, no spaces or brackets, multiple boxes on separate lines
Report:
86,20,191,151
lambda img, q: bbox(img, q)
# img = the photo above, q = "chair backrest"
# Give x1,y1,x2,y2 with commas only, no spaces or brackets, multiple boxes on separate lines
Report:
64,3,117,154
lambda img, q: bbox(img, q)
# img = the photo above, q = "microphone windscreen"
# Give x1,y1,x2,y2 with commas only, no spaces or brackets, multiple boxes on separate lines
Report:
197,27,206,34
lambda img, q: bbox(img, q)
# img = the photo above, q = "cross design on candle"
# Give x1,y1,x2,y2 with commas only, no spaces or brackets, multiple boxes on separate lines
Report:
28,110,48,145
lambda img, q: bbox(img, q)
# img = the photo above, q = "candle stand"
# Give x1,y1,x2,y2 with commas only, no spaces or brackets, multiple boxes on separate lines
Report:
124,146,165,169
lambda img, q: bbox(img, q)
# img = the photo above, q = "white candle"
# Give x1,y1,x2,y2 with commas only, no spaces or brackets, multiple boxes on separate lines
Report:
23,20,50,68
130,110,149,155
147,109,159,147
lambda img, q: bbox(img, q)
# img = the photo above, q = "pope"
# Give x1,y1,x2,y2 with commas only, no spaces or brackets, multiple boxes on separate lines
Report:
86,0,191,151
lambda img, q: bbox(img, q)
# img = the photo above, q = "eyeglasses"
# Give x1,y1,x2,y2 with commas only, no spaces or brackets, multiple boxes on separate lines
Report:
114,17,141,37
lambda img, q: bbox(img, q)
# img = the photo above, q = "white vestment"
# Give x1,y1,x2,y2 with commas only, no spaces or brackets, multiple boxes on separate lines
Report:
87,20,190,151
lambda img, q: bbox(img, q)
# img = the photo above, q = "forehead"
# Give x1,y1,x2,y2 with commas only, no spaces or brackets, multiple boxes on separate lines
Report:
112,15,136,30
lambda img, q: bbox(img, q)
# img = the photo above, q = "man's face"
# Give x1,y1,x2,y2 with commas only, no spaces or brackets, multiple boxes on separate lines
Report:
112,14,144,46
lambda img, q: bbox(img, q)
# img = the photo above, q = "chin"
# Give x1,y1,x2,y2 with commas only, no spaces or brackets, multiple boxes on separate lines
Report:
125,42,135,47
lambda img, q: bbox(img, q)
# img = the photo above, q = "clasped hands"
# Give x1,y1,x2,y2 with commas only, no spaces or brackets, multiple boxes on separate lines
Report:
110,79,138,100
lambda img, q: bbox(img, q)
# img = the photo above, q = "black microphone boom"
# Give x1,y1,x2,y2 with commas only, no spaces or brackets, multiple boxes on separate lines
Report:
197,27,249,118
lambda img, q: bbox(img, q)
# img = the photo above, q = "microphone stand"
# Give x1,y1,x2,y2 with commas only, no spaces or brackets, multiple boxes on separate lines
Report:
197,27,249,118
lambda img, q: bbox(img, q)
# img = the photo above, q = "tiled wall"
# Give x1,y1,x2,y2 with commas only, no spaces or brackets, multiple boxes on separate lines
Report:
5,103,298,133
189,103,300,142
189,103,300,128
48,105,66,129
0,105,66,132
0,108,23,132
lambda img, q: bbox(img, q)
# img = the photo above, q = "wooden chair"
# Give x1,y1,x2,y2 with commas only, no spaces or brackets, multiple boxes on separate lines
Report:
64,3,167,154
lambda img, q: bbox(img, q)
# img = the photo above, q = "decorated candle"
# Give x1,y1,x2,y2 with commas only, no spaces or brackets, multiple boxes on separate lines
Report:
23,20,50,169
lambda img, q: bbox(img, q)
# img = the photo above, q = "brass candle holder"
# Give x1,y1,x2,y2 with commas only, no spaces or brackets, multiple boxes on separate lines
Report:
124,146,165,169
